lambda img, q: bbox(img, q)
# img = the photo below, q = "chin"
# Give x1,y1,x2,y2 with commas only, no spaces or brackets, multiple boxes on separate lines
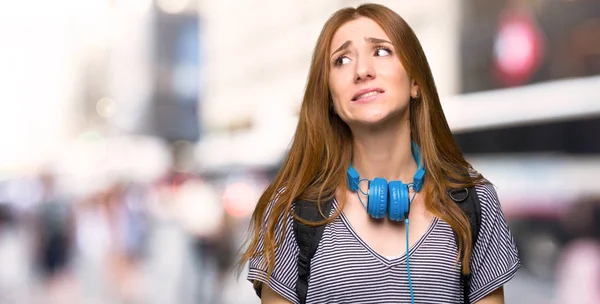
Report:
355,110,390,123
351,116,390,128
349,110,406,129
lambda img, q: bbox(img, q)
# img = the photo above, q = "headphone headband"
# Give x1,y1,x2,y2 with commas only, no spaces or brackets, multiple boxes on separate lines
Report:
347,142,425,191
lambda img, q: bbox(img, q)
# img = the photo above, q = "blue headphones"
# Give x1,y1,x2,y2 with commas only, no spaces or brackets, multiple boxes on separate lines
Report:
346,142,426,222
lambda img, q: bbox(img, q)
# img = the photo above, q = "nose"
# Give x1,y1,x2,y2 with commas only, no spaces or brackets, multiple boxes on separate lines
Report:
354,54,375,83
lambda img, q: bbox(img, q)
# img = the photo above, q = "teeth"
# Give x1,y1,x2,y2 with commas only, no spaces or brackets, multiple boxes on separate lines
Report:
356,91,379,100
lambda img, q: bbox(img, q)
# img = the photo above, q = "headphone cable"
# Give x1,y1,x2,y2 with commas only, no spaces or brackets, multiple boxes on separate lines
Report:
406,218,415,304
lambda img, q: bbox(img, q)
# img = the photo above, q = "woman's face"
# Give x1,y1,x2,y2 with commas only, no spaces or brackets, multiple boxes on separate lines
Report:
328,17,419,129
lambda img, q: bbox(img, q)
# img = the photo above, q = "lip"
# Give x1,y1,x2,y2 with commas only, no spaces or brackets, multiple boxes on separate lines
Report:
352,87,385,102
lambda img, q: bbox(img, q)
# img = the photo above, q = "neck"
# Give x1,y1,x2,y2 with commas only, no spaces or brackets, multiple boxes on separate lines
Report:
350,121,418,183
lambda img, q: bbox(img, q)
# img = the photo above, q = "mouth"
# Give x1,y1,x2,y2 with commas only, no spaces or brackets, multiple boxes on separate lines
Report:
352,88,385,102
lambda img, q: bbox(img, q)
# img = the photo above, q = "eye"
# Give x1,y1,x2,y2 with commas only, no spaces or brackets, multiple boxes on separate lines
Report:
375,47,392,57
334,55,351,67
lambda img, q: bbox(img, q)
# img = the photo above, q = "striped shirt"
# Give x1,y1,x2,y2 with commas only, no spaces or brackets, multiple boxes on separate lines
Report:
248,183,521,303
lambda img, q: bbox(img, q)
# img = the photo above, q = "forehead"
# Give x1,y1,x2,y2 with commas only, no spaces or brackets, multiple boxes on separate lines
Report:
330,17,390,49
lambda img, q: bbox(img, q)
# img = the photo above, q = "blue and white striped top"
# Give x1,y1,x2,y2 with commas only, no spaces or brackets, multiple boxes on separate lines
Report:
248,183,521,303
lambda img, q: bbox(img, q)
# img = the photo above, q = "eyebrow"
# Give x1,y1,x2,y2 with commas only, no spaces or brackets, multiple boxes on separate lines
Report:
366,37,392,45
331,41,352,58
330,37,393,58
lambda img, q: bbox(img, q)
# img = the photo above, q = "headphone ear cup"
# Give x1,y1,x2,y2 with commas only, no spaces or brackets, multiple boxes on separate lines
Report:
368,178,388,219
388,181,409,222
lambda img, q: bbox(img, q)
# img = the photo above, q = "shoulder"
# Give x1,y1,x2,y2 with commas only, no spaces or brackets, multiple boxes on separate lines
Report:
473,182,500,208
247,187,301,303
257,187,296,232
468,181,521,302
471,182,507,227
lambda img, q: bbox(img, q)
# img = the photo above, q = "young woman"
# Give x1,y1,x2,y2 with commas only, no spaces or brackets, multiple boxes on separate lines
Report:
238,3,520,303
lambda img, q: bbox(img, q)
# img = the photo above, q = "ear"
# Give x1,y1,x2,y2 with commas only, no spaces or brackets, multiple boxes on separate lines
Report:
410,79,420,99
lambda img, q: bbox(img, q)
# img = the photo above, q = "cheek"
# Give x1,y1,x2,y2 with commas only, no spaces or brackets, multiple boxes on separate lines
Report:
328,77,344,104
377,59,408,80
328,75,340,94
387,74,411,98
383,66,408,83
330,94,343,115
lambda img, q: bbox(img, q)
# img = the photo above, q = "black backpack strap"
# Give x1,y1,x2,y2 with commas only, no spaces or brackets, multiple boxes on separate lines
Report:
293,199,334,304
448,186,482,304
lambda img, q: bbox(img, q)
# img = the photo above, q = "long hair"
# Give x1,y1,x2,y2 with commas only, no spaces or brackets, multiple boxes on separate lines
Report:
237,3,486,279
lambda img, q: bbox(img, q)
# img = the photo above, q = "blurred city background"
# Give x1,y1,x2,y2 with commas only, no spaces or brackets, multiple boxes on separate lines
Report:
0,0,599,303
